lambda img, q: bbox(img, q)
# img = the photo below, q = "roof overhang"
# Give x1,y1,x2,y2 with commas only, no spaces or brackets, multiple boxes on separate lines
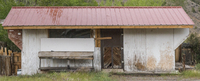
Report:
4,25,194,29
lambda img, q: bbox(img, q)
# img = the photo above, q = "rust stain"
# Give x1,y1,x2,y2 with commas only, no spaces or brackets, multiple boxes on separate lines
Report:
134,59,145,71
146,56,156,71
8,29,22,50
47,9,63,25
158,46,174,71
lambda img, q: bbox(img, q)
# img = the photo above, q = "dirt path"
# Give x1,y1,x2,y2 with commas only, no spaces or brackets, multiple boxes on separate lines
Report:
112,75,200,81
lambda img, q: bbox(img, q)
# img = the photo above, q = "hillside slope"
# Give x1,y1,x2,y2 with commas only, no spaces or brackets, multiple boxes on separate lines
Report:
184,0,200,34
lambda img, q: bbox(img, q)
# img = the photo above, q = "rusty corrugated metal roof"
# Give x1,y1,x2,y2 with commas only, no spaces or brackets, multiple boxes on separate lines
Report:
3,6,194,27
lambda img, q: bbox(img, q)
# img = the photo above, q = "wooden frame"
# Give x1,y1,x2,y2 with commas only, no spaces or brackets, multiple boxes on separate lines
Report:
38,51,94,70
4,25,193,29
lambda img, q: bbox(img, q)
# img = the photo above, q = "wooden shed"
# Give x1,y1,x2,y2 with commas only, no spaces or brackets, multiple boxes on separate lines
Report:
3,6,194,75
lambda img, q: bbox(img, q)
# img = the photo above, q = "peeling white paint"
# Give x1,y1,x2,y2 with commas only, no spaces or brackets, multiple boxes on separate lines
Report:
22,29,48,75
124,29,189,72
22,30,95,75
94,47,101,71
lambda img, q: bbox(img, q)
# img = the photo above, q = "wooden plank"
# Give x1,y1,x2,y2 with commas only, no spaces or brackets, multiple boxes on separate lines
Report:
6,57,11,76
14,62,21,65
15,65,18,75
8,50,12,56
14,56,18,63
0,47,3,55
4,25,194,29
40,57,93,59
38,51,94,57
0,56,2,75
4,47,7,56
95,37,112,40
39,67,93,70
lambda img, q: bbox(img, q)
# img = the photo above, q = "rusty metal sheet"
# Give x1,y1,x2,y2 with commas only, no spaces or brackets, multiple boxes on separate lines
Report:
3,6,194,27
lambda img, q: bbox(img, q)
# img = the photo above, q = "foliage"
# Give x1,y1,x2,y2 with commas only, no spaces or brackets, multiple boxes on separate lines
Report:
37,0,98,6
0,0,25,19
0,72,113,81
191,0,200,4
186,33,200,63
167,0,186,7
124,0,164,6
192,7,196,13
99,0,123,6
0,24,20,51
198,7,200,12
162,1,167,6
195,64,200,70
99,0,165,6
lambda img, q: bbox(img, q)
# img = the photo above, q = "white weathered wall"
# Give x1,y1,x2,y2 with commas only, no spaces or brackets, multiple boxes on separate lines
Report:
22,30,95,75
124,28,189,72
22,29,48,75
40,38,94,68
41,38,94,51
94,47,101,71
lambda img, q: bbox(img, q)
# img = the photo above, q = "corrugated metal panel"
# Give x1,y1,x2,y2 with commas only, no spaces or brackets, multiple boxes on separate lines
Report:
3,6,194,27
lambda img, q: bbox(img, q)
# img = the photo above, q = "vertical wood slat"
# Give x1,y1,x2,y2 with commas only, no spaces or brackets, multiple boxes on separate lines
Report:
0,55,11,76
13,52,21,75
4,48,7,56
0,56,2,75
8,50,12,56
0,47,3,55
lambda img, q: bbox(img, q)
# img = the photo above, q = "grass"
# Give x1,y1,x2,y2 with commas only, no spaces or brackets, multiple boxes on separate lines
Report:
0,72,114,81
181,70,200,78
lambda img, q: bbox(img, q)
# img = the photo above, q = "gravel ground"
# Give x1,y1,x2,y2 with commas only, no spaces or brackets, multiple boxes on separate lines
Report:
112,75,200,81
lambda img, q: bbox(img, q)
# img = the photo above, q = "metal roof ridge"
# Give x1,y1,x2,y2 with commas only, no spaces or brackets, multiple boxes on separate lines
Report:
12,6,182,9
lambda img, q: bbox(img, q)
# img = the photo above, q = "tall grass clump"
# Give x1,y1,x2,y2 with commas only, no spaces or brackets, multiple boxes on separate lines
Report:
181,70,200,78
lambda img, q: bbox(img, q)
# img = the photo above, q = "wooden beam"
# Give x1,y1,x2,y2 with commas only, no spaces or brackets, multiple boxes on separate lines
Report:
38,51,94,57
95,37,112,40
95,29,101,47
4,25,194,29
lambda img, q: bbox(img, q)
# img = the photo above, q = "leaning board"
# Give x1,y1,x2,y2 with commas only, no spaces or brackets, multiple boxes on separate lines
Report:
41,38,94,52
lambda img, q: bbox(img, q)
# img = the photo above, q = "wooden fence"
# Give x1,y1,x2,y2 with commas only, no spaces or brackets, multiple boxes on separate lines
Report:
0,47,21,76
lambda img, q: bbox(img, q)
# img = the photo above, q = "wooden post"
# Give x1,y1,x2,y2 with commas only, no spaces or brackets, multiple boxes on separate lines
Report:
182,54,186,71
0,56,2,75
8,50,12,56
0,47,3,55
4,47,7,56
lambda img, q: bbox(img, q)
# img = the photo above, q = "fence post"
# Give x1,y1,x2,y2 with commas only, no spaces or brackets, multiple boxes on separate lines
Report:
182,54,186,71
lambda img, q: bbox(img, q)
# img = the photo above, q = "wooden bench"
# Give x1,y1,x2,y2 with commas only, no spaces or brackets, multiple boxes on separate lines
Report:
38,51,94,71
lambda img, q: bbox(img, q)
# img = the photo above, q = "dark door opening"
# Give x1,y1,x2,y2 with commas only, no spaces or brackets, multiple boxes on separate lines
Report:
101,29,123,69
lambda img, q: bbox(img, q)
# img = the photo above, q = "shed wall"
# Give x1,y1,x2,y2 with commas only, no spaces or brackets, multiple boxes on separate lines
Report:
124,28,189,72
22,29,48,75
22,30,94,75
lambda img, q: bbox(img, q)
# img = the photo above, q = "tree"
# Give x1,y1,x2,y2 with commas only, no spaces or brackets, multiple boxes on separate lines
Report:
186,33,200,64
0,24,20,51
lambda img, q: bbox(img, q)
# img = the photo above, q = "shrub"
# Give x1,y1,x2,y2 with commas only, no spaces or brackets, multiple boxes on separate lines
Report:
192,7,196,13
195,64,200,70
